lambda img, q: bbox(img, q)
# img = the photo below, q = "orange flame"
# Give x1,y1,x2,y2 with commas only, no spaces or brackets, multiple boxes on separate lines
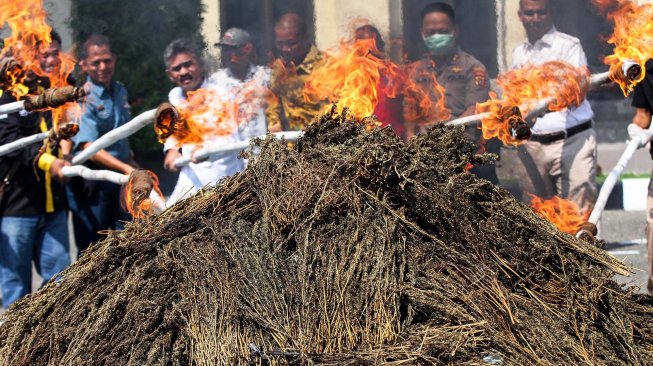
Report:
592,0,653,95
476,61,589,146
303,38,449,123
0,0,79,127
529,194,589,234
123,170,164,219
171,83,276,145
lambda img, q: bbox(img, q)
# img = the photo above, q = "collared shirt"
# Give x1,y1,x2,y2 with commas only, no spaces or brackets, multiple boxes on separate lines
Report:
210,64,271,139
407,47,490,119
73,77,131,162
512,26,593,134
165,77,241,205
267,46,328,131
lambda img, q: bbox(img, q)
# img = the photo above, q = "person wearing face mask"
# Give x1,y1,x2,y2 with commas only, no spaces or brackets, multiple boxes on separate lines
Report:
267,13,327,132
405,1,498,184
512,0,597,214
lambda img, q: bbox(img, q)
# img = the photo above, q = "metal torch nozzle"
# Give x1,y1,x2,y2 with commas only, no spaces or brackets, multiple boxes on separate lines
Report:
622,60,642,82
154,102,182,143
56,122,80,140
128,169,155,209
575,222,603,248
506,106,532,141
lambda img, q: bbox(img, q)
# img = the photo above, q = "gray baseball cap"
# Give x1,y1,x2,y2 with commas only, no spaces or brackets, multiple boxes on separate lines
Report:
215,28,251,47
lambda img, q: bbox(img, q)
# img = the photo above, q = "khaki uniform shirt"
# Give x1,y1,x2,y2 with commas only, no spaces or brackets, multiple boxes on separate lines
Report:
407,47,489,120
267,46,328,131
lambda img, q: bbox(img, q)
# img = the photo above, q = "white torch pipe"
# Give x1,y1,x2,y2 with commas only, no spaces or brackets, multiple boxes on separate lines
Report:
71,108,156,165
0,131,48,157
173,131,303,168
445,112,492,127
61,165,165,211
0,100,25,116
62,165,128,184
445,71,614,127
587,130,653,225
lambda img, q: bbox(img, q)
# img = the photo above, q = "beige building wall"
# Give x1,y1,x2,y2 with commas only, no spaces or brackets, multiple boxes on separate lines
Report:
201,0,222,70
314,0,400,52
503,0,526,70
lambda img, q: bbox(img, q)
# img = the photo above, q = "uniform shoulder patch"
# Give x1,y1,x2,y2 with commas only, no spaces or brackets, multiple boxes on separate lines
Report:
472,67,487,88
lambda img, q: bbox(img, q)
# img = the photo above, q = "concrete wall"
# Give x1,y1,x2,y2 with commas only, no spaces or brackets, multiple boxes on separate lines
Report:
313,0,400,52
502,0,526,69
201,0,222,70
43,0,73,51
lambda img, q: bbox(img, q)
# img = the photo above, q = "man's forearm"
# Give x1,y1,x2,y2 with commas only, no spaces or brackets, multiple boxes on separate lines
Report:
81,142,134,174
633,108,652,129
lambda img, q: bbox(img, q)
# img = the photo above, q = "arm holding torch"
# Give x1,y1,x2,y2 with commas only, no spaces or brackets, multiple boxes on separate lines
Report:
576,108,653,242
444,65,641,130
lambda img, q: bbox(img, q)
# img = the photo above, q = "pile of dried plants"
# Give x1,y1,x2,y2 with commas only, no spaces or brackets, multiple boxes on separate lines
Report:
0,108,651,365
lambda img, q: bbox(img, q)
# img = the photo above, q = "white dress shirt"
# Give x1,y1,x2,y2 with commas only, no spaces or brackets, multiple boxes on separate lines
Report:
209,64,270,140
512,26,593,134
165,78,244,205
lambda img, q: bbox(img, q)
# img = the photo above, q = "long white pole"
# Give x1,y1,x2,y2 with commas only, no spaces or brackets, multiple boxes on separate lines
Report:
71,108,156,165
445,71,612,127
587,132,653,224
0,131,48,157
173,131,303,168
0,100,25,116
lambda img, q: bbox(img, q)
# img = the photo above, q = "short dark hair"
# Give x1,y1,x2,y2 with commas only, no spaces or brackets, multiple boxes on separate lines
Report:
79,34,111,60
36,30,62,48
355,25,385,53
163,38,201,68
50,30,62,46
421,2,456,24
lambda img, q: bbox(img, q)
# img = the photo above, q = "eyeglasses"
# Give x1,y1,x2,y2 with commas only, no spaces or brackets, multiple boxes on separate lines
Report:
169,60,195,72
522,9,548,16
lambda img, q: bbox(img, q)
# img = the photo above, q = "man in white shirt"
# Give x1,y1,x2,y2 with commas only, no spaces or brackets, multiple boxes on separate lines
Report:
162,39,243,205
211,28,270,142
512,0,597,213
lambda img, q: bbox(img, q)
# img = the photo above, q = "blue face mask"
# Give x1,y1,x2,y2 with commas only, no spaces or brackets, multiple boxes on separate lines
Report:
423,33,455,56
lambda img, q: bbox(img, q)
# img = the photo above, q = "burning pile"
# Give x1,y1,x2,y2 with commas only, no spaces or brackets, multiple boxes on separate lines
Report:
0,110,652,365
